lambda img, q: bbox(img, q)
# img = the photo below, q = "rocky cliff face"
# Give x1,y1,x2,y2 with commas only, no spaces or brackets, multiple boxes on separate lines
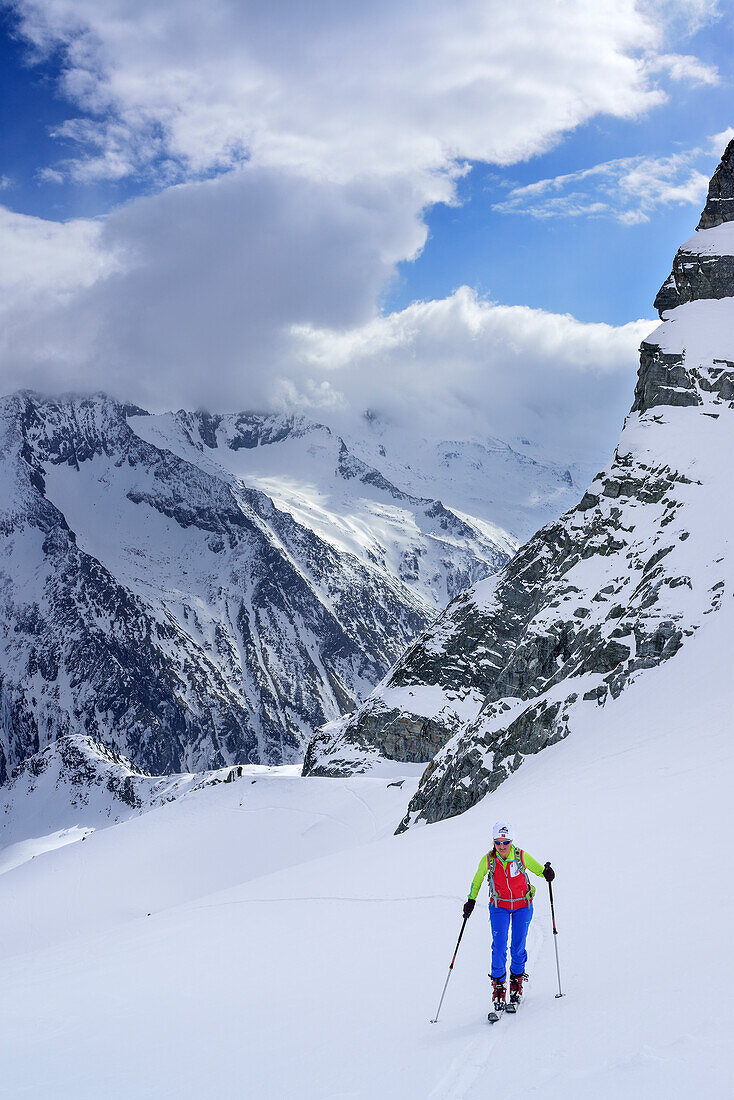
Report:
0,393,512,781
654,139,734,315
304,140,734,832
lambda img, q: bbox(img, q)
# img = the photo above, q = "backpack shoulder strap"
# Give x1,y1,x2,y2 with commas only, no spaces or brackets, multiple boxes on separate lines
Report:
487,850,497,903
515,847,535,901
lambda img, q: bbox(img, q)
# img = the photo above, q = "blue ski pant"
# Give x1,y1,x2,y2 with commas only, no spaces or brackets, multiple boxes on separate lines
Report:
489,903,532,979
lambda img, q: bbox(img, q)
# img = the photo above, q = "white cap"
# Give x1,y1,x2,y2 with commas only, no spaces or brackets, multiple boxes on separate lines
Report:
493,821,513,841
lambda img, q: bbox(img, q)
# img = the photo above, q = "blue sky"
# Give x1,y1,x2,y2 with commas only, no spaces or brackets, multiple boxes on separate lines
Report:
386,19,733,325
0,0,731,462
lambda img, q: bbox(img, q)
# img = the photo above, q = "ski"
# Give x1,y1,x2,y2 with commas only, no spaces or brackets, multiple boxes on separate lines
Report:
487,1010,502,1024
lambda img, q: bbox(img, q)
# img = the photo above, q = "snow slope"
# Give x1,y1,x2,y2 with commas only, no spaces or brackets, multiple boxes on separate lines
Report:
0,595,731,1097
0,734,266,875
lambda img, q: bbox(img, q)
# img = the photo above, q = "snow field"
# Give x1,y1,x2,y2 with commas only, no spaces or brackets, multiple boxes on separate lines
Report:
0,599,733,1096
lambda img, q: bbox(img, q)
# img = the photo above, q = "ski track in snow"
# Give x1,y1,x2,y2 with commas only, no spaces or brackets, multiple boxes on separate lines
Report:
344,782,380,838
428,918,548,1100
189,894,461,911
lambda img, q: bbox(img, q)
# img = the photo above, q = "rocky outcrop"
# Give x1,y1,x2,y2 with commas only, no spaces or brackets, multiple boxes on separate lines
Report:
304,137,734,831
303,704,457,776
631,342,700,411
395,396,729,830
697,139,734,230
654,252,734,315
654,139,734,316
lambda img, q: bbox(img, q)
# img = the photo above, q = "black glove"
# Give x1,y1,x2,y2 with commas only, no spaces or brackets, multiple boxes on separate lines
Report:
543,862,555,882
463,899,476,919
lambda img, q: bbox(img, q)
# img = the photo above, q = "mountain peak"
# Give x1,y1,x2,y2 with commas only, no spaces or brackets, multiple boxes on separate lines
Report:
654,139,734,317
697,138,734,230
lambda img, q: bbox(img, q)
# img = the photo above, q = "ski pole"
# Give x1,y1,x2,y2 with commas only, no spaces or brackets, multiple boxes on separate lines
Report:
547,875,564,999
430,915,468,1023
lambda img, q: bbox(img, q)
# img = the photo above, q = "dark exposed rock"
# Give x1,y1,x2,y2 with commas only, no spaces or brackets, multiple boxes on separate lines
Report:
396,694,574,830
195,413,222,449
697,139,734,230
654,140,734,316
303,706,455,776
698,361,734,402
654,253,734,316
632,343,700,413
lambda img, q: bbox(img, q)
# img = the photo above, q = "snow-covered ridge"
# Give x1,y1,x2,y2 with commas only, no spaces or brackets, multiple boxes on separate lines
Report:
304,138,734,832
0,733,259,874
129,406,516,609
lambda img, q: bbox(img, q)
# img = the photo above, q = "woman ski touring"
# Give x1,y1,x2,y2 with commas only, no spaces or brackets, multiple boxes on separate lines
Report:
462,821,554,1016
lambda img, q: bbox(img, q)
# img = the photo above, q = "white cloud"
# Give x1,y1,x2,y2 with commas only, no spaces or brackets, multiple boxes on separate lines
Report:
0,206,120,306
710,128,734,153
0,192,653,468
494,148,714,223
639,0,721,37
644,52,719,85
9,0,710,191
0,186,652,469
0,168,431,404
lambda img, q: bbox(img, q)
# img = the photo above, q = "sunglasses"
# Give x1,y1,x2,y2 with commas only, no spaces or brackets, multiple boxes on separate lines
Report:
494,839,512,845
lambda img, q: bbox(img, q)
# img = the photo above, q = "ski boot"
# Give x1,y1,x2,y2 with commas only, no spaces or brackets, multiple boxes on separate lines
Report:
491,976,506,1013
508,971,524,1007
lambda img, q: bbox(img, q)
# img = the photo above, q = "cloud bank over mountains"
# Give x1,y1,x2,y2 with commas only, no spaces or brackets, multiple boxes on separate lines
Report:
290,290,653,465
0,0,719,465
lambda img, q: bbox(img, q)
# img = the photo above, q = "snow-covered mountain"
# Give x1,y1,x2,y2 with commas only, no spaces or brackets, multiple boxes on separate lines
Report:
304,139,734,832
346,422,593,542
0,391,521,780
127,405,517,609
